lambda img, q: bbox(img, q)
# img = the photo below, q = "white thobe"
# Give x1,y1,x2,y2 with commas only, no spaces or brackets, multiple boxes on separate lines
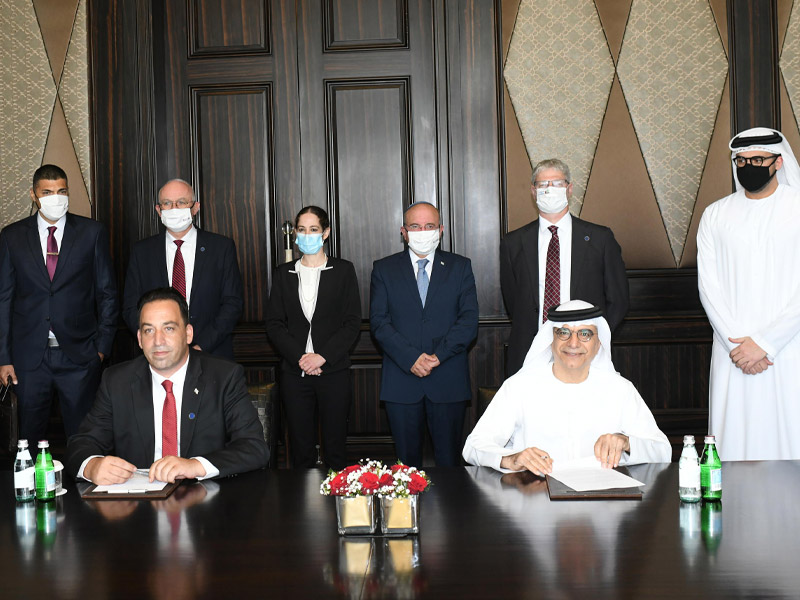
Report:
462,365,671,471
697,184,800,460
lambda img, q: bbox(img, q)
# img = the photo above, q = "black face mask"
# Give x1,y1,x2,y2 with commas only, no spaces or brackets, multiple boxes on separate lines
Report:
736,164,776,193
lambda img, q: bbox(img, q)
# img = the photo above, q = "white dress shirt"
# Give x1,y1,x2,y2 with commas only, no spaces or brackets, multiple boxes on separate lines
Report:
37,213,66,341
148,356,217,478
537,213,572,326
408,248,435,281
166,226,197,306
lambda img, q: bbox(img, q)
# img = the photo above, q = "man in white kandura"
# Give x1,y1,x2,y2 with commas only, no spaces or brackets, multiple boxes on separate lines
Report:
697,127,800,461
463,300,670,475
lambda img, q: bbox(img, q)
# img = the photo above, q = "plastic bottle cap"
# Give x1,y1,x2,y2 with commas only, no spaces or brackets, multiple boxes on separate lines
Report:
18,439,29,449
704,435,716,444
683,435,695,444
37,440,49,448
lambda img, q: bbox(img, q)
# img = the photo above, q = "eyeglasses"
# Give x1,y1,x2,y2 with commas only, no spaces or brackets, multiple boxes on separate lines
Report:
732,154,780,168
158,199,195,210
534,179,569,190
553,327,595,342
404,223,440,231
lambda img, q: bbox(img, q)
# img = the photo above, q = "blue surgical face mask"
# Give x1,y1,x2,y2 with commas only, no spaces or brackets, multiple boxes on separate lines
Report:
295,233,324,255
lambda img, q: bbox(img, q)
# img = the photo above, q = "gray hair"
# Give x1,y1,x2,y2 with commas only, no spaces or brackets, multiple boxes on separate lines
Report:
531,159,571,184
158,178,195,203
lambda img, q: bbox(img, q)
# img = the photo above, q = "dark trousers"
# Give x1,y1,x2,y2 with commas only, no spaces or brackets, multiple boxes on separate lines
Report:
16,347,102,441
384,398,466,467
280,368,351,470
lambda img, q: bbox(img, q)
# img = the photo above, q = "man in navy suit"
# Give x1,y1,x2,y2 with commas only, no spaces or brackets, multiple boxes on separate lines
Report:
66,288,268,483
370,202,479,467
122,179,243,361
500,158,629,376
0,164,118,440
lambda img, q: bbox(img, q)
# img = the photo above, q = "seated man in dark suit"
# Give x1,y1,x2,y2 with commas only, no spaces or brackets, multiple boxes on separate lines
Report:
122,179,243,360
66,288,269,484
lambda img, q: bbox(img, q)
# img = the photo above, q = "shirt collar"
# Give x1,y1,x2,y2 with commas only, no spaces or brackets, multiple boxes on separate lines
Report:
408,248,435,265
538,211,572,234
36,212,67,233
167,225,197,245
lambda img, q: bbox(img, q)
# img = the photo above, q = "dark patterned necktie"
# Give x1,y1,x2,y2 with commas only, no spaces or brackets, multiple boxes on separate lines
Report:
46,226,58,280
542,225,560,323
172,240,186,297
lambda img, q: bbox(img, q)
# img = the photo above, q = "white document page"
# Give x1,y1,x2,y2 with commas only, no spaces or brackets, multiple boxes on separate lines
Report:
93,472,168,493
549,456,645,492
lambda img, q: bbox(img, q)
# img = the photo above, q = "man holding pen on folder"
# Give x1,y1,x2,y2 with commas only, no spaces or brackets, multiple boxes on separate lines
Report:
463,300,670,475
66,288,268,484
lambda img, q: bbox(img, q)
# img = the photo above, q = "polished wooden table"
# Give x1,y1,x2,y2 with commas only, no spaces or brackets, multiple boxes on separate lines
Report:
1,462,799,598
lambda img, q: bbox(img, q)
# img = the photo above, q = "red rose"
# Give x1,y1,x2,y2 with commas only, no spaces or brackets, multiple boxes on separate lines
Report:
359,472,380,493
343,464,361,475
329,472,347,495
379,473,394,487
408,472,428,494
391,463,409,473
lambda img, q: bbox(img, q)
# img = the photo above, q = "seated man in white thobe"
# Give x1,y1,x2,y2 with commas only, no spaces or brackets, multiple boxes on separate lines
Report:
463,300,670,475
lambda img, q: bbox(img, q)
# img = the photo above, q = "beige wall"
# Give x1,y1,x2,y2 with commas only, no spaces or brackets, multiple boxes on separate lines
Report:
0,0,91,229
502,0,733,269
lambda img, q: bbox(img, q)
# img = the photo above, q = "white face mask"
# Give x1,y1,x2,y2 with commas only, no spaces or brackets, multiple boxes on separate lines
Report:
535,186,569,214
406,229,441,256
160,207,193,233
38,194,69,221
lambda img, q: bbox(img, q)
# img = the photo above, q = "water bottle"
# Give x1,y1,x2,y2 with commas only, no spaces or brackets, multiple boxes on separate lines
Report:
700,435,722,501
14,439,35,501
678,435,701,502
34,440,56,501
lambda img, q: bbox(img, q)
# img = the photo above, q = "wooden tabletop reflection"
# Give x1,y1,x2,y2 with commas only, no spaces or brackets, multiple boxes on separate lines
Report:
1,461,799,598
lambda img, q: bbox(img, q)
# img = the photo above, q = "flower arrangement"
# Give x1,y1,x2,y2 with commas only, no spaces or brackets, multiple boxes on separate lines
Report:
320,460,432,498
320,459,386,497
377,462,432,498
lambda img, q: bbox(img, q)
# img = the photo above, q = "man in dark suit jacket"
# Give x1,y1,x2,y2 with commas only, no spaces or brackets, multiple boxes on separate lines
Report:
370,202,479,467
0,164,118,440
500,158,629,376
122,179,243,360
66,288,268,483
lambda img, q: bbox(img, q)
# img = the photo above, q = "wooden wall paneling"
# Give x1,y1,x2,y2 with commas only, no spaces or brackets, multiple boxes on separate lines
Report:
728,0,780,131
191,86,273,323
327,78,412,315
189,0,271,57
445,0,504,318
323,0,408,51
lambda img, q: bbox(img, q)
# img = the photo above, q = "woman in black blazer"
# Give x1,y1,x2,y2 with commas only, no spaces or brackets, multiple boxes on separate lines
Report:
266,206,361,469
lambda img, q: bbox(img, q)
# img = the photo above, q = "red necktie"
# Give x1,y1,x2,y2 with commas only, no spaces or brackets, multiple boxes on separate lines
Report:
161,380,178,457
172,240,186,297
542,225,560,323
46,226,58,280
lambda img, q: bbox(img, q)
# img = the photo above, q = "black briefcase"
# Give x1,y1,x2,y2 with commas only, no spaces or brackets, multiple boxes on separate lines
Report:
0,381,19,454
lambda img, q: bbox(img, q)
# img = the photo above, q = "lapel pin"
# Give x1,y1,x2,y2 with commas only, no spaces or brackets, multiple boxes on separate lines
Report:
189,412,196,420
440,261,444,266
194,388,199,394
584,236,590,241
200,247,206,252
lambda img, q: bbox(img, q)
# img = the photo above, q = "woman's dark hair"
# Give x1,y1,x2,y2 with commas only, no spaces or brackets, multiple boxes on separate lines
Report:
295,205,330,230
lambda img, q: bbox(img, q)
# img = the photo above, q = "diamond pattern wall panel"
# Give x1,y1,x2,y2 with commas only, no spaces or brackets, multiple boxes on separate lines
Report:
0,0,90,230
617,0,727,263
780,1,800,131
61,0,91,198
504,0,615,213
0,1,56,225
